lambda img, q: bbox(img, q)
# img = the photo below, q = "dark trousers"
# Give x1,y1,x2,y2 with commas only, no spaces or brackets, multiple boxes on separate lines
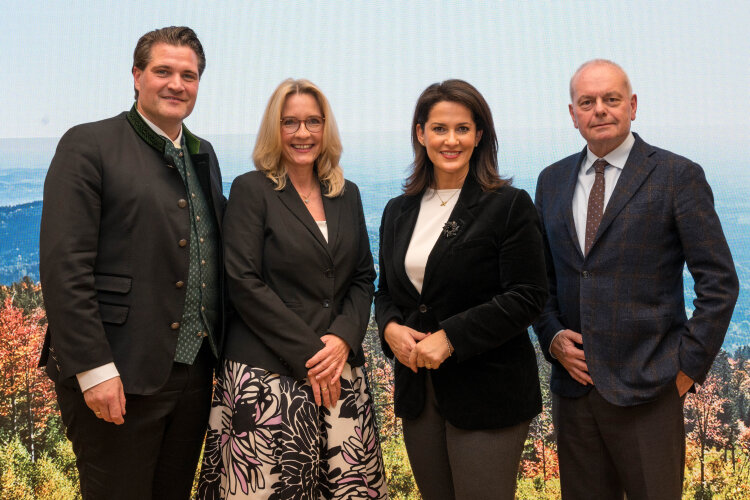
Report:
56,342,214,500
553,386,686,500
402,375,531,500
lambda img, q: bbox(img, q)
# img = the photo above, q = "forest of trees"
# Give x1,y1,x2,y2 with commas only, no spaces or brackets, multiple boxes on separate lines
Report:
1,278,750,499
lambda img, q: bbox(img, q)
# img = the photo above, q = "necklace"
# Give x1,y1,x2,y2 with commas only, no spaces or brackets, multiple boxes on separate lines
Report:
435,188,460,207
296,184,315,204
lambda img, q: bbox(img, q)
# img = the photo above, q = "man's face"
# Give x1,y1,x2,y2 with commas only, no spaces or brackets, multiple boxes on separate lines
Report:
569,63,637,157
133,43,199,138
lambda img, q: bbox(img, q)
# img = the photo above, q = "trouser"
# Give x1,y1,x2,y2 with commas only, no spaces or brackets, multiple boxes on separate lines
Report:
553,386,686,500
56,341,214,500
402,375,531,500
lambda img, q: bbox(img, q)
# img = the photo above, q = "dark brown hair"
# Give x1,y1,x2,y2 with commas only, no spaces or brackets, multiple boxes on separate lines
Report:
405,79,509,195
132,26,206,100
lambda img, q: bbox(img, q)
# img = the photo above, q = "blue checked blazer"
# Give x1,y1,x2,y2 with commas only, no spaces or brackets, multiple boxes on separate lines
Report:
533,133,739,406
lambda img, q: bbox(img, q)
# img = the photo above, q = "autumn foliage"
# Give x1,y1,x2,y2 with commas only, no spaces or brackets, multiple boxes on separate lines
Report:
1,280,750,499
0,285,56,462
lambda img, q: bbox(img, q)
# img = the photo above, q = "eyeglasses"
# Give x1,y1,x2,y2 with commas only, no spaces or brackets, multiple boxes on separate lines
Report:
280,116,325,134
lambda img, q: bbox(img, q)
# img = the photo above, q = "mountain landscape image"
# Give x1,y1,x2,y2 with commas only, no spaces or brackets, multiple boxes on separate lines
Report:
2,131,749,498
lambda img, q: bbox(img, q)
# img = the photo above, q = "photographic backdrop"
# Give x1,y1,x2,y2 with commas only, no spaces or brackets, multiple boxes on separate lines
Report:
1,1,748,498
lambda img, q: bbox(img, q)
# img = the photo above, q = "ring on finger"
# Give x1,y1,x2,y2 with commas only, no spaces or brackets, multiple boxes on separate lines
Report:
95,411,102,416
321,386,328,392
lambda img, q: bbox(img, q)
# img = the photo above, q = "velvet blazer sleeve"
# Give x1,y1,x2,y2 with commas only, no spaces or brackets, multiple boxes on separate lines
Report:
373,197,404,360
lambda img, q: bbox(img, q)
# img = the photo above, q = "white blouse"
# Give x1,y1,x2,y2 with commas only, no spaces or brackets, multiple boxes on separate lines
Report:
404,188,460,293
316,220,328,242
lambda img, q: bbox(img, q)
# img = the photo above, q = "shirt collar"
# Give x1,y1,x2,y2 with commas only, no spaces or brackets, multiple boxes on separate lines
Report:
136,109,183,148
584,132,635,173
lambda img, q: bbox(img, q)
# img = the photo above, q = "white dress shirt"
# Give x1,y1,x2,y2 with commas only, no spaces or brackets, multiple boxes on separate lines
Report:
570,132,635,253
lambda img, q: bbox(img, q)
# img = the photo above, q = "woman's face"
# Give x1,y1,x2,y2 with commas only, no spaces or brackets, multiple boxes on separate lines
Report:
280,93,324,171
416,100,482,188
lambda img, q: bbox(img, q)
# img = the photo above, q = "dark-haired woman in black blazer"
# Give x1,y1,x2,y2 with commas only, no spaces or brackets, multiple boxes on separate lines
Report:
375,80,548,500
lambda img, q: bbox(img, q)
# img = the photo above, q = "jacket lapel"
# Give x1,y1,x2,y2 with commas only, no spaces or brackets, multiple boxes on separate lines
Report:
322,188,340,250
392,194,421,299
563,147,587,258
421,175,481,294
276,183,331,256
588,134,656,253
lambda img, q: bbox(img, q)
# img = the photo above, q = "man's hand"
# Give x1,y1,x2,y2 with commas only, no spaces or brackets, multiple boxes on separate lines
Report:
83,376,126,425
383,322,428,373
550,330,593,386
676,370,694,397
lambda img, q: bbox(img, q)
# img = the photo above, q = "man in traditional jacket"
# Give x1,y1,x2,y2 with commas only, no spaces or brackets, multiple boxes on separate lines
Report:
39,26,224,499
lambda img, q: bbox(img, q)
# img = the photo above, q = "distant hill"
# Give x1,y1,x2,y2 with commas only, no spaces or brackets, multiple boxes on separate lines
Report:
0,201,41,284
0,197,747,354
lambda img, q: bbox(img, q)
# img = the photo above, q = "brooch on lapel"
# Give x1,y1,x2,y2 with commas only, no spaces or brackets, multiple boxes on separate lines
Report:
442,220,461,239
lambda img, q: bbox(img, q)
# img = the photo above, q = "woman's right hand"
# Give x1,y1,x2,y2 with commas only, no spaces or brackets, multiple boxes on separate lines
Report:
383,321,428,373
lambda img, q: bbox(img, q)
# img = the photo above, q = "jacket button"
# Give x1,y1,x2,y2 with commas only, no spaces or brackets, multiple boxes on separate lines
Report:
178,199,187,208
325,268,334,278
582,271,591,279
175,281,184,288
178,150,184,158
323,300,331,308
170,322,180,330
178,239,188,247
418,304,428,313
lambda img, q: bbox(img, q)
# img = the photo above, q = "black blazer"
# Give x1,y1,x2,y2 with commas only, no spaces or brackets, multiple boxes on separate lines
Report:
374,175,548,430
533,134,739,405
222,171,375,381
39,109,225,395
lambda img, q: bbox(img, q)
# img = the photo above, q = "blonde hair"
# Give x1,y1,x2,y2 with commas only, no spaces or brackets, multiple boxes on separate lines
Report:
253,78,345,197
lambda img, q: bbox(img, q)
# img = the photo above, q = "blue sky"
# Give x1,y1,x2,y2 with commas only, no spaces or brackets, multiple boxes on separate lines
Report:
2,0,748,151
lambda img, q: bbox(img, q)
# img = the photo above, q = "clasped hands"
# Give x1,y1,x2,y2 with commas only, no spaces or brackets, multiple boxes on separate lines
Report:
383,321,452,373
551,329,693,396
305,334,349,408
83,334,349,423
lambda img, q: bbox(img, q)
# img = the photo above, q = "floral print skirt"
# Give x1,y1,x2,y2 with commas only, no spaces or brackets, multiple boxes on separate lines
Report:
198,360,388,499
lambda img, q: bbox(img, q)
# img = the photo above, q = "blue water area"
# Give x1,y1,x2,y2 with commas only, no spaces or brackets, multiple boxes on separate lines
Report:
1,135,748,351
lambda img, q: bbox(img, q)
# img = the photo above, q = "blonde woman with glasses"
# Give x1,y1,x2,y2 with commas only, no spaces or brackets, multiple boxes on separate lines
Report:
198,79,387,499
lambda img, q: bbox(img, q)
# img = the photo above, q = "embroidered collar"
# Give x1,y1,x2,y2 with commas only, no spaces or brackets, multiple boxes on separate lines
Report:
126,104,201,156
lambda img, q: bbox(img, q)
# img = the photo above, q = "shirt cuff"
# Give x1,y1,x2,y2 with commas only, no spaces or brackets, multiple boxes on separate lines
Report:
76,363,120,392
549,330,565,359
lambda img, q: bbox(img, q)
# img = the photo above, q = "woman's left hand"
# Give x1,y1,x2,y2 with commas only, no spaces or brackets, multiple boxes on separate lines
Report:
306,334,350,406
410,330,452,370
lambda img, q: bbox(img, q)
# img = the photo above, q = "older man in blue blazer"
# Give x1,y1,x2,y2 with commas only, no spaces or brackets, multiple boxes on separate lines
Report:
533,59,738,499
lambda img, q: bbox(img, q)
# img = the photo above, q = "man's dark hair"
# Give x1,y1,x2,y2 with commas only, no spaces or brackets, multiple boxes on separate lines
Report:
132,26,206,100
